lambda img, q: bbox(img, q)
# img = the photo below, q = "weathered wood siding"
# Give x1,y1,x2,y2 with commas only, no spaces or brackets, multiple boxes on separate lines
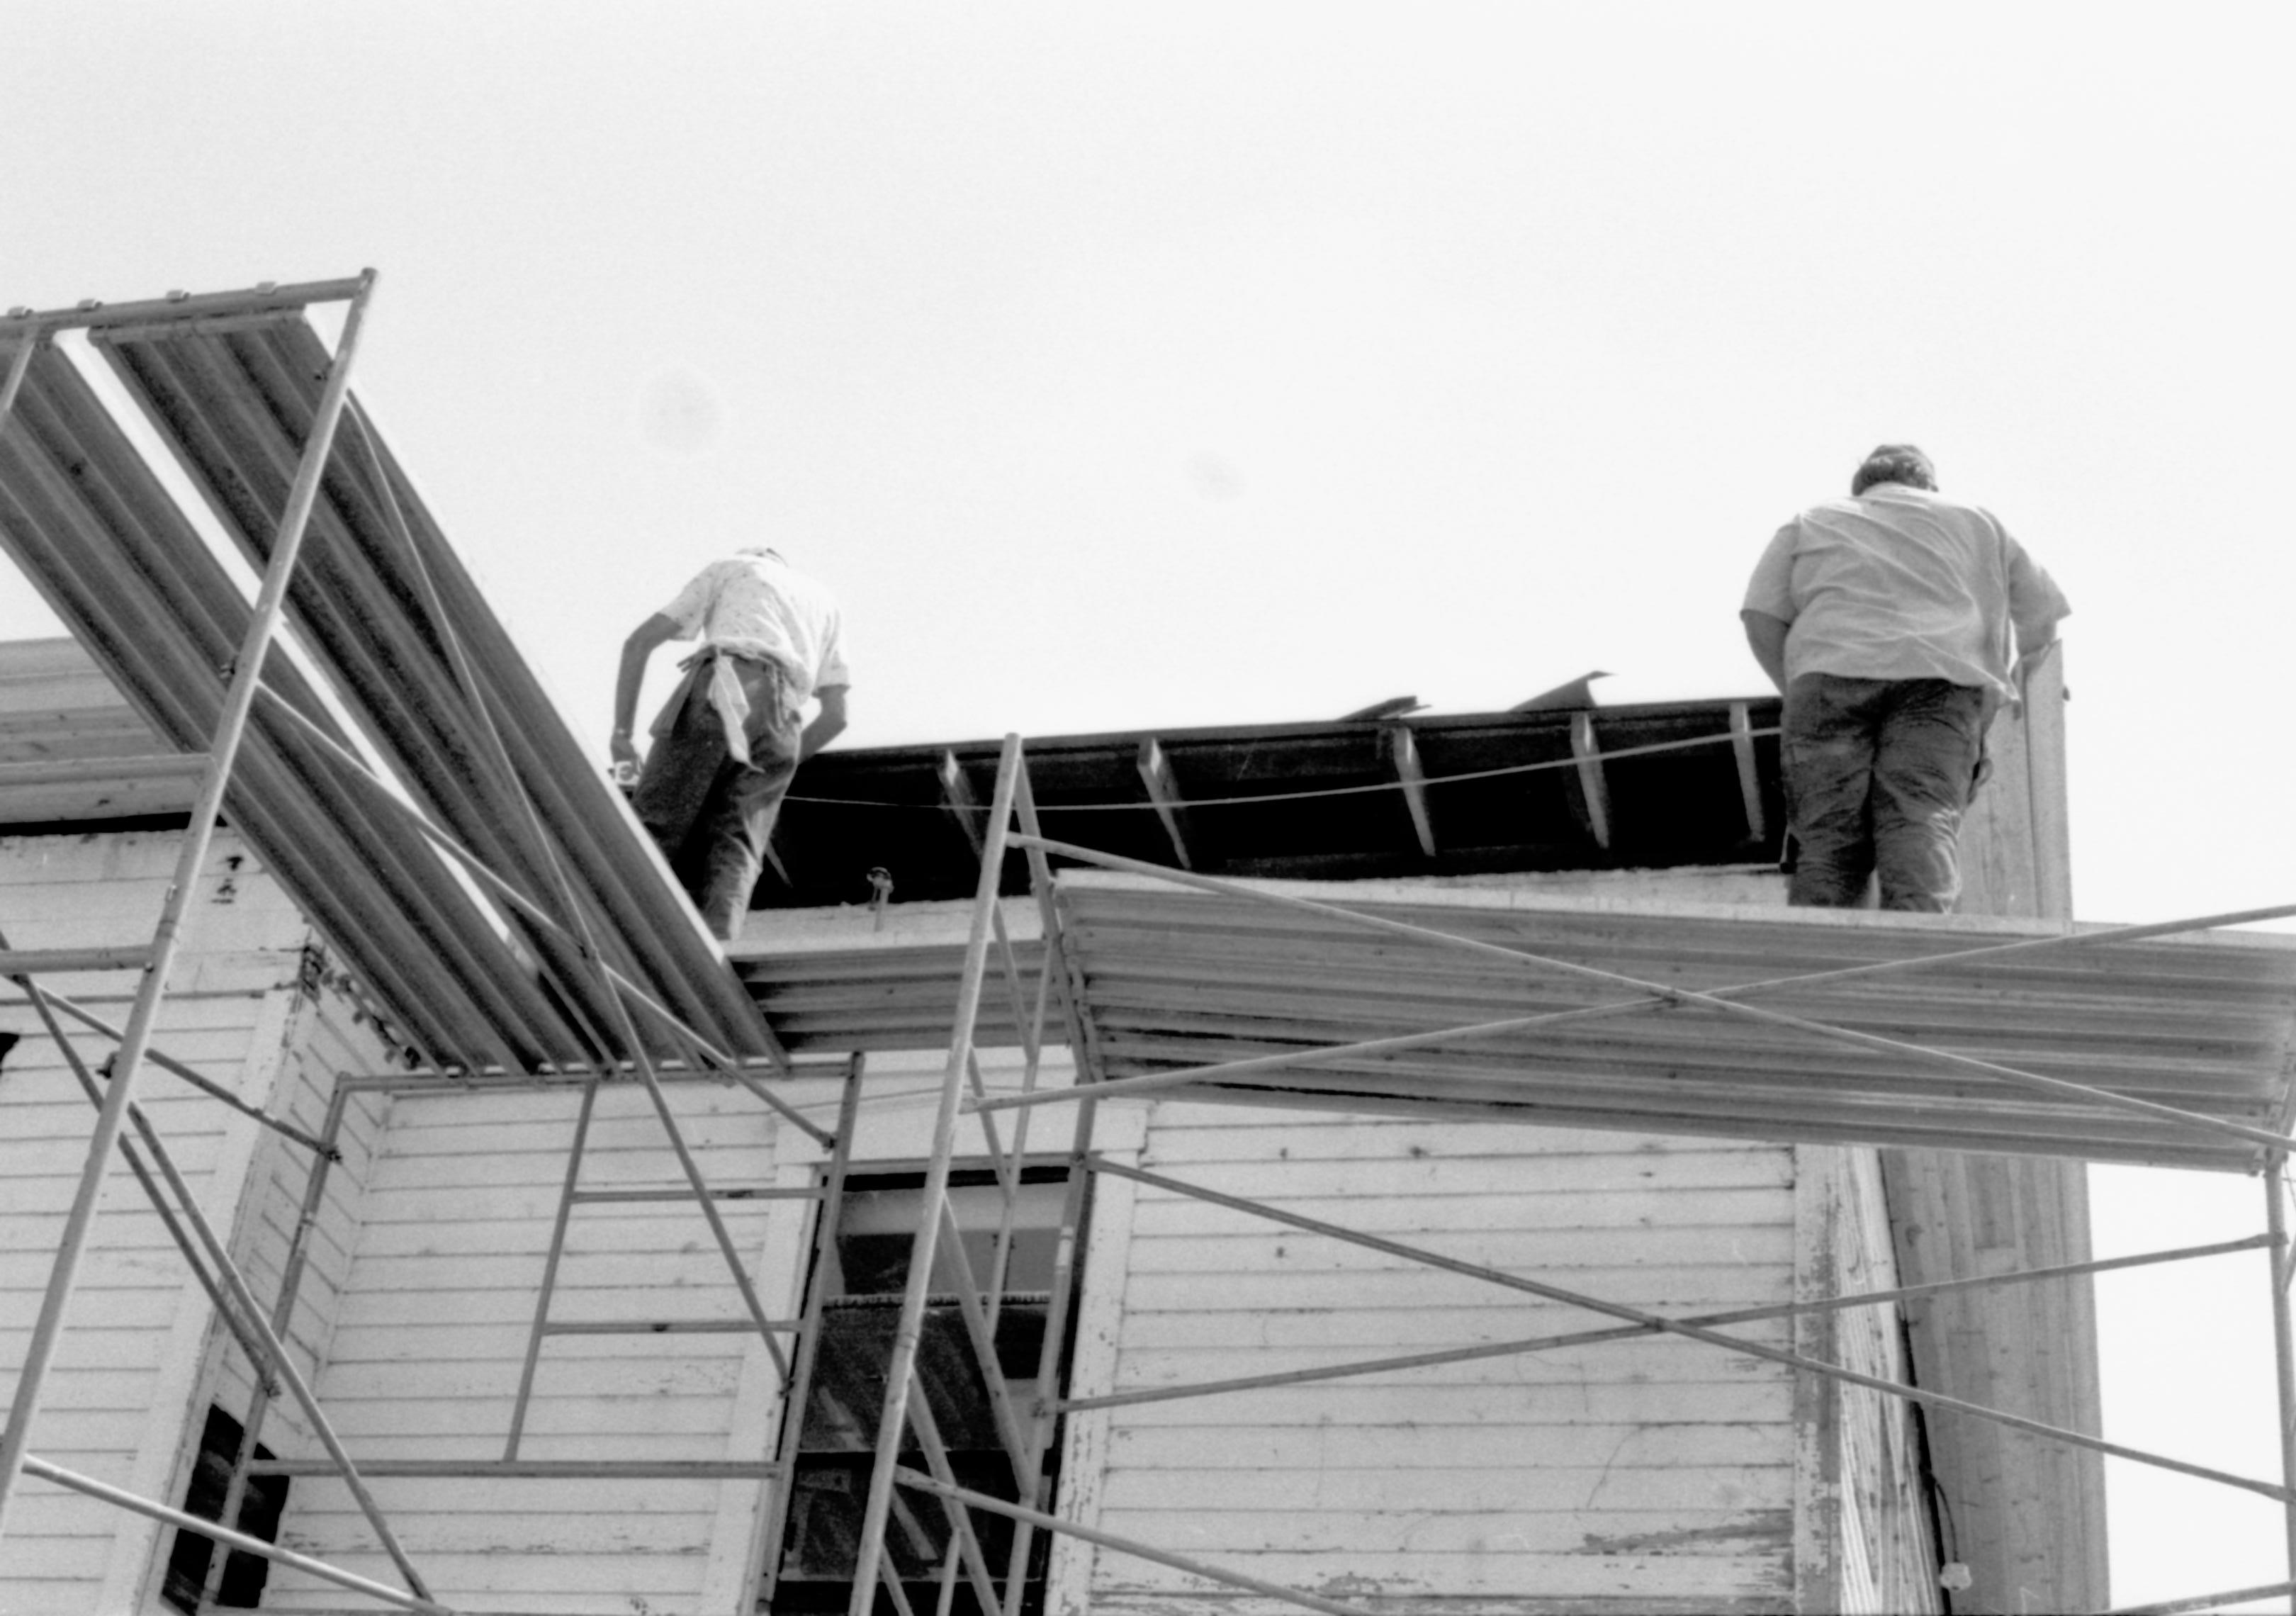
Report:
203,972,398,1494
1884,646,2108,1614
0,829,311,1615
1793,1146,1939,1615
255,1078,808,1614
1060,1106,1804,1614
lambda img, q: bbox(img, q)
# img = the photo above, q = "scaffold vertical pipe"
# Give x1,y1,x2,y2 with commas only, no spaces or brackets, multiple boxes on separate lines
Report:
752,1055,866,1607
2269,1151,2296,1614
998,756,1105,1616
847,734,1023,1616
202,1080,355,1612
0,271,380,1539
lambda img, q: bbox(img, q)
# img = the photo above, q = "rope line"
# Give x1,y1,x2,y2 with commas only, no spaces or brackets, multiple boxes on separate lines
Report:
782,723,1779,816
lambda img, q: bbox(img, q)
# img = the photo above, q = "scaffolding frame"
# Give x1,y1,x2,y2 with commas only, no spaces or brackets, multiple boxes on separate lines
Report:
0,284,2290,1615
0,276,859,1612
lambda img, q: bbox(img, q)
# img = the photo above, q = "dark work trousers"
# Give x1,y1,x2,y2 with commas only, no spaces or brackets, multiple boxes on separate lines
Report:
1782,674,1988,912
632,653,801,940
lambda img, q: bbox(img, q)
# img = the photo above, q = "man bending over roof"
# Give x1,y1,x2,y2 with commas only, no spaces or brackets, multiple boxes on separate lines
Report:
1741,444,2067,911
613,546,851,940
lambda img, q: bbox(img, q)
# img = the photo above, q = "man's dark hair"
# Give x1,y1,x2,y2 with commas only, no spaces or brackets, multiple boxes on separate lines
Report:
1851,444,1937,496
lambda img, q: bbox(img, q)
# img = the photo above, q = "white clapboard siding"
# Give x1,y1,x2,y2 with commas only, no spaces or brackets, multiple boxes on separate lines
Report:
259,1079,804,1615
207,984,404,1473
1067,1106,1805,1613
0,828,313,1616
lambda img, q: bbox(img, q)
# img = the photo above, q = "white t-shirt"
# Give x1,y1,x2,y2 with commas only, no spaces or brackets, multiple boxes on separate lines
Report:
1743,484,2068,694
656,547,852,703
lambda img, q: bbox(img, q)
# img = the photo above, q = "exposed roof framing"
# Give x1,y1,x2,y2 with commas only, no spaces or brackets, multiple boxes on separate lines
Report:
1565,708,1611,848
763,697,1786,909
1728,698,1767,841
1383,722,1438,858
1134,736,1195,870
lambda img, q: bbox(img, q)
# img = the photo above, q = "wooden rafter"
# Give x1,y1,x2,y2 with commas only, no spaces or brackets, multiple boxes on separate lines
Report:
1569,709,1611,849
1136,737,1195,870
1385,723,1438,858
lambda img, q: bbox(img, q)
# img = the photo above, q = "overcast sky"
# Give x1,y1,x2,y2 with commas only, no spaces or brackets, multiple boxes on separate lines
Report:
4,4,2293,1607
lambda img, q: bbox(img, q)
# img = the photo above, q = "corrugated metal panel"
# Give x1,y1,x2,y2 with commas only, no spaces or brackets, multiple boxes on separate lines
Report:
1052,877,2296,1173
84,313,775,1068
0,342,545,1070
737,941,1047,1051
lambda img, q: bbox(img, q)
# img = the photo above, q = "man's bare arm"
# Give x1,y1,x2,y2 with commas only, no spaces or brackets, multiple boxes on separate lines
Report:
612,613,682,768
799,685,849,763
1740,610,1791,695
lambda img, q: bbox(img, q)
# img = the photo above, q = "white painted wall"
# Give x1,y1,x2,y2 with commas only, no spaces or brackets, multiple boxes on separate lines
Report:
0,838,1937,1615
0,829,314,1616
252,1047,1099,1615
1059,1107,1803,1614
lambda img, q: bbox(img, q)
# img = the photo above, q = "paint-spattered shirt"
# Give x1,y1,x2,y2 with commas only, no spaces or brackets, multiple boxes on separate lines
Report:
1742,483,2068,695
656,548,852,703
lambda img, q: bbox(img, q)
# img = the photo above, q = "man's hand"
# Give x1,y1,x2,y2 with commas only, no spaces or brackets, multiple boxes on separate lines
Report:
799,685,849,763
613,613,682,781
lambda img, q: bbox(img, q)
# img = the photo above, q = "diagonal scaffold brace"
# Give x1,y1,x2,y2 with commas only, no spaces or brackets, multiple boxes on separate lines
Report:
0,272,439,1608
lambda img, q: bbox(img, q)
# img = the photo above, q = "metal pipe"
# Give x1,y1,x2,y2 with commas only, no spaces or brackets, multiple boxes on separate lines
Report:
1059,1228,2282,1414
246,1458,787,1479
848,734,1024,1615
2270,1151,2296,1612
930,1194,1034,1474
751,1057,865,1607
0,945,153,972
1,976,337,1155
972,999,1739,1113
539,1318,804,1336
203,1079,354,1612
1010,834,2290,1154
250,679,831,1145
901,1369,1006,1615
1088,1157,2295,1503
122,1086,439,1600
894,1466,1375,1616
996,756,1106,1616
334,399,787,1074
16,1452,451,1615
0,271,383,1539
506,1078,601,1457
619,1038,792,1381
0,276,371,335
2108,1579,2296,1615
21,979,279,1396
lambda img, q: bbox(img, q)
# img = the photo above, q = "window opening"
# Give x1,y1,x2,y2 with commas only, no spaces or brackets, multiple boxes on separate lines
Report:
160,1404,289,1612
766,1164,1081,1615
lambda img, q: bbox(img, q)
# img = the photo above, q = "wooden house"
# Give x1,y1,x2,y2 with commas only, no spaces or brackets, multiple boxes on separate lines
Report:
0,632,2122,1615
11,279,2284,1616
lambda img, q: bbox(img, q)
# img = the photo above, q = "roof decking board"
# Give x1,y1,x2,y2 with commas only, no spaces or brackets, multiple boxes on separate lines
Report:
766,701,1787,910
